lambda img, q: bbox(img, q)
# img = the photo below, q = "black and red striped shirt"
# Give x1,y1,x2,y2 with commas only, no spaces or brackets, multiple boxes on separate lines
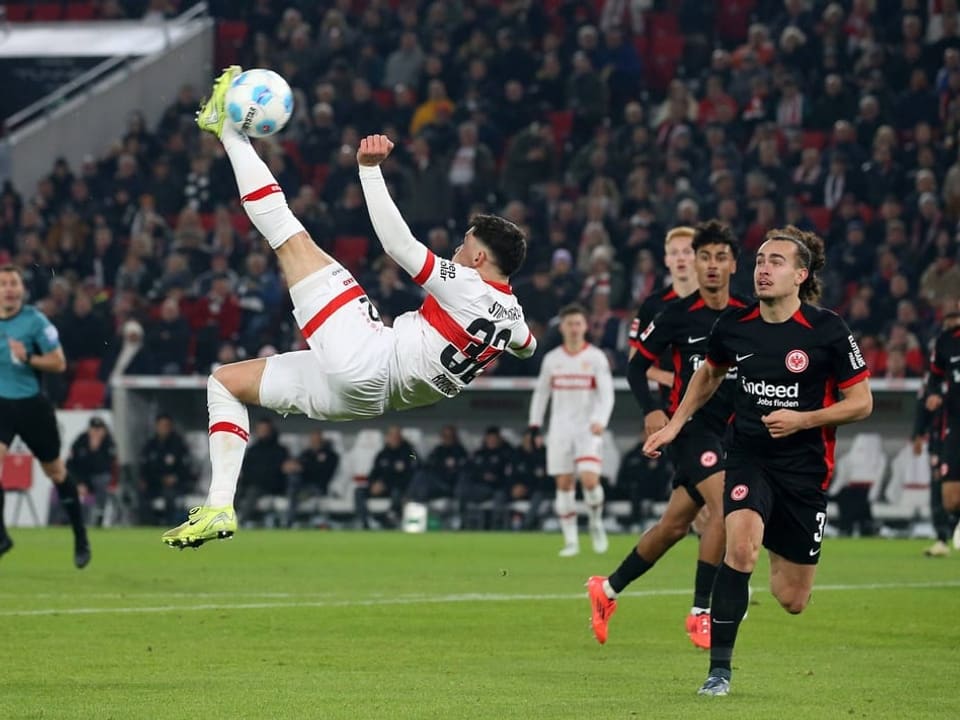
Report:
928,327,960,421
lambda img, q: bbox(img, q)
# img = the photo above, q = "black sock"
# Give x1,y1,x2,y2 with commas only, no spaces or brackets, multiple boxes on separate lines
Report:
55,477,88,546
693,560,719,609
608,547,655,593
709,563,752,673
0,486,7,538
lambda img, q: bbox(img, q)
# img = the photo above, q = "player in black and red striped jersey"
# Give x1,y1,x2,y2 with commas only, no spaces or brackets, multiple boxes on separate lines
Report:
587,221,745,650
923,307,960,550
644,225,873,696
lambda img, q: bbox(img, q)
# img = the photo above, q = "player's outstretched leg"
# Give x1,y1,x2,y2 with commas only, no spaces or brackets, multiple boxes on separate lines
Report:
162,369,257,548
197,66,336,290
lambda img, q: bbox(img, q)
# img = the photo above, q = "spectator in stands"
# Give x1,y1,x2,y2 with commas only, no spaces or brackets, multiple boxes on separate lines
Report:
190,273,241,373
286,430,340,527
407,424,468,509
365,257,421,325
616,432,672,530
138,414,193,525
355,426,417,530
236,252,281,354
99,319,155,385
147,297,192,375
57,291,110,362
458,426,512,530
238,418,294,523
67,417,116,527
920,250,960,305
505,428,548,531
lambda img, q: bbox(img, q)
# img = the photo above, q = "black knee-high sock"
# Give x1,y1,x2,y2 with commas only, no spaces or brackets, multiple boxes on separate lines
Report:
55,477,88,545
608,547,655,593
693,560,719,609
0,486,7,537
709,563,752,674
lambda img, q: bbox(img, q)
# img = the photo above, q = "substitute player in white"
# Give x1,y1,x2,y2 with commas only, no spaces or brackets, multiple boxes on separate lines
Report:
529,304,615,556
163,67,535,548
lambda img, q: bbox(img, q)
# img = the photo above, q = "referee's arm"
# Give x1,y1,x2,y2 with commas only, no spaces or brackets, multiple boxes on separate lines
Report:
26,345,66,373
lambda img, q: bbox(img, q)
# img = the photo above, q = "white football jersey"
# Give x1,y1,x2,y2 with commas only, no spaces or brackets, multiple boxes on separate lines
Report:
387,250,534,410
528,343,615,432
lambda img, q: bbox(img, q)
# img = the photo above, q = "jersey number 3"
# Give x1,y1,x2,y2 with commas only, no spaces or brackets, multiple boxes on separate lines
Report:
440,318,511,384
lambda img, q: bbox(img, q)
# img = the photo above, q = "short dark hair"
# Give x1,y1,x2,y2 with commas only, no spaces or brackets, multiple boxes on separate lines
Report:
559,303,588,319
0,264,23,278
468,214,527,277
691,220,739,259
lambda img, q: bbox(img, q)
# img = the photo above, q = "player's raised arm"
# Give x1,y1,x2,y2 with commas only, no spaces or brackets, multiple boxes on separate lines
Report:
591,352,615,432
508,326,537,359
356,134,431,279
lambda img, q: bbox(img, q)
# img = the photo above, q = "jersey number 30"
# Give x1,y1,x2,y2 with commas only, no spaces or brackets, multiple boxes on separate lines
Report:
440,318,511,383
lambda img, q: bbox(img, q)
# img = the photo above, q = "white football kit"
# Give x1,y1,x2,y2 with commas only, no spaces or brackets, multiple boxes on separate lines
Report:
259,165,536,421
528,344,615,475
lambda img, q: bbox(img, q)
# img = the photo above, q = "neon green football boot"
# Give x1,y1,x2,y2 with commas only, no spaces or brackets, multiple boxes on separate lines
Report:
195,65,241,138
162,506,237,549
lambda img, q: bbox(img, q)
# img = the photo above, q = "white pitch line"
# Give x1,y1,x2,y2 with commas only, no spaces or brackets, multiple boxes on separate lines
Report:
1,580,958,618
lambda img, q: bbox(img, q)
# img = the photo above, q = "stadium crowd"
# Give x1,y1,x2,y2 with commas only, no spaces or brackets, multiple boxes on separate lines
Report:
2,0,960,409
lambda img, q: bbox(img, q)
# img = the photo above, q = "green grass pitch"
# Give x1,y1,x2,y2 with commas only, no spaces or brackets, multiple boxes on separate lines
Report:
0,529,955,719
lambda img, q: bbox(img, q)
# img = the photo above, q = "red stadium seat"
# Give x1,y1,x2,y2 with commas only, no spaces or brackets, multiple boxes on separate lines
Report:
216,20,248,68
65,380,106,410
647,12,679,40
73,358,102,380
312,163,331,193
3,3,31,21
805,206,832,235
32,2,63,21
64,2,97,19
647,36,685,93
371,89,393,110
547,110,573,151
801,130,828,150
332,235,370,275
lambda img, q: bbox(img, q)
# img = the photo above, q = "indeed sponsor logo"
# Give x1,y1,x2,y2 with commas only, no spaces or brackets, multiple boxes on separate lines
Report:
741,377,800,408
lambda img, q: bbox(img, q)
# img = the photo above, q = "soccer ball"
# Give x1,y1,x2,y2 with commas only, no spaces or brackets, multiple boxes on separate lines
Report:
225,68,294,138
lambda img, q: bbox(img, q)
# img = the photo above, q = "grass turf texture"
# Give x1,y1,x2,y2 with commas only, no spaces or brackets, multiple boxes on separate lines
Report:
0,529,954,720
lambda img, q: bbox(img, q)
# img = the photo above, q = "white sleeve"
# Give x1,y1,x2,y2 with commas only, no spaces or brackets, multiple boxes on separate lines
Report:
508,324,537,359
358,164,430,278
528,354,552,427
590,351,615,428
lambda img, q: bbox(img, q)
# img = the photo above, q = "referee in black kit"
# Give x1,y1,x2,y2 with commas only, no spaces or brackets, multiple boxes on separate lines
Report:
645,226,873,696
0,266,90,568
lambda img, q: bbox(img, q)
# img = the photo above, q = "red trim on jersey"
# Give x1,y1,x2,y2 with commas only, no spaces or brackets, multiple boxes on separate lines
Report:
411,251,436,285
485,279,512,293
300,285,365,339
791,309,813,329
838,368,870,389
518,331,533,349
821,377,838,490
633,342,658,362
738,307,761,322
689,297,706,311
575,455,602,464
729,298,747,308
663,288,679,300
562,343,590,357
930,361,944,377
240,184,282,203
706,355,731,368
552,374,597,390
668,346,682,413
628,339,645,351
419,295,476,349
557,512,577,519
209,422,249,443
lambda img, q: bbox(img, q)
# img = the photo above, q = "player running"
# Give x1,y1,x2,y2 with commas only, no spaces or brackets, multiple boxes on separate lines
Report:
644,225,872,696
587,220,744,647
923,306,960,550
163,67,535,549
0,265,90,568
528,303,615,557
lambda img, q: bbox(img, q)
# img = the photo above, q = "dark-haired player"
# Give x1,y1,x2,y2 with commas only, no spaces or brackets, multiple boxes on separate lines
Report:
588,221,744,648
923,307,960,551
164,68,536,548
644,225,873,696
0,265,90,568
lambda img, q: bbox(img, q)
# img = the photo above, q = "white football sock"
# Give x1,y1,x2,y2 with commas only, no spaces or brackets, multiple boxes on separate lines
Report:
221,124,304,250
205,375,250,508
603,579,618,599
583,483,604,525
555,489,578,547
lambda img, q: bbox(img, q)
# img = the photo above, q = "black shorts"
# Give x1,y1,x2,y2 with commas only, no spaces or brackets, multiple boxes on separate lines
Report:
670,419,725,506
940,423,960,482
0,395,61,463
724,451,827,565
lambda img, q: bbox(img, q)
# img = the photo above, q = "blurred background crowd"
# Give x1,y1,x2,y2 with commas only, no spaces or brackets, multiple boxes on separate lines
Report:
2,0,959,410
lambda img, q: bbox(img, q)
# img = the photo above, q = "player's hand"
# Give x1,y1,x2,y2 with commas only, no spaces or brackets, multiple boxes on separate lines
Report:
912,436,926,456
7,338,26,362
589,422,604,436
925,394,943,412
357,134,394,166
644,410,669,439
643,421,680,458
761,409,809,438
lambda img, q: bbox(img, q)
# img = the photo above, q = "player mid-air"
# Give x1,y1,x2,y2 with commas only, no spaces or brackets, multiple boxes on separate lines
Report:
162,67,535,548
528,303,615,557
643,226,872,696
588,220,744,648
